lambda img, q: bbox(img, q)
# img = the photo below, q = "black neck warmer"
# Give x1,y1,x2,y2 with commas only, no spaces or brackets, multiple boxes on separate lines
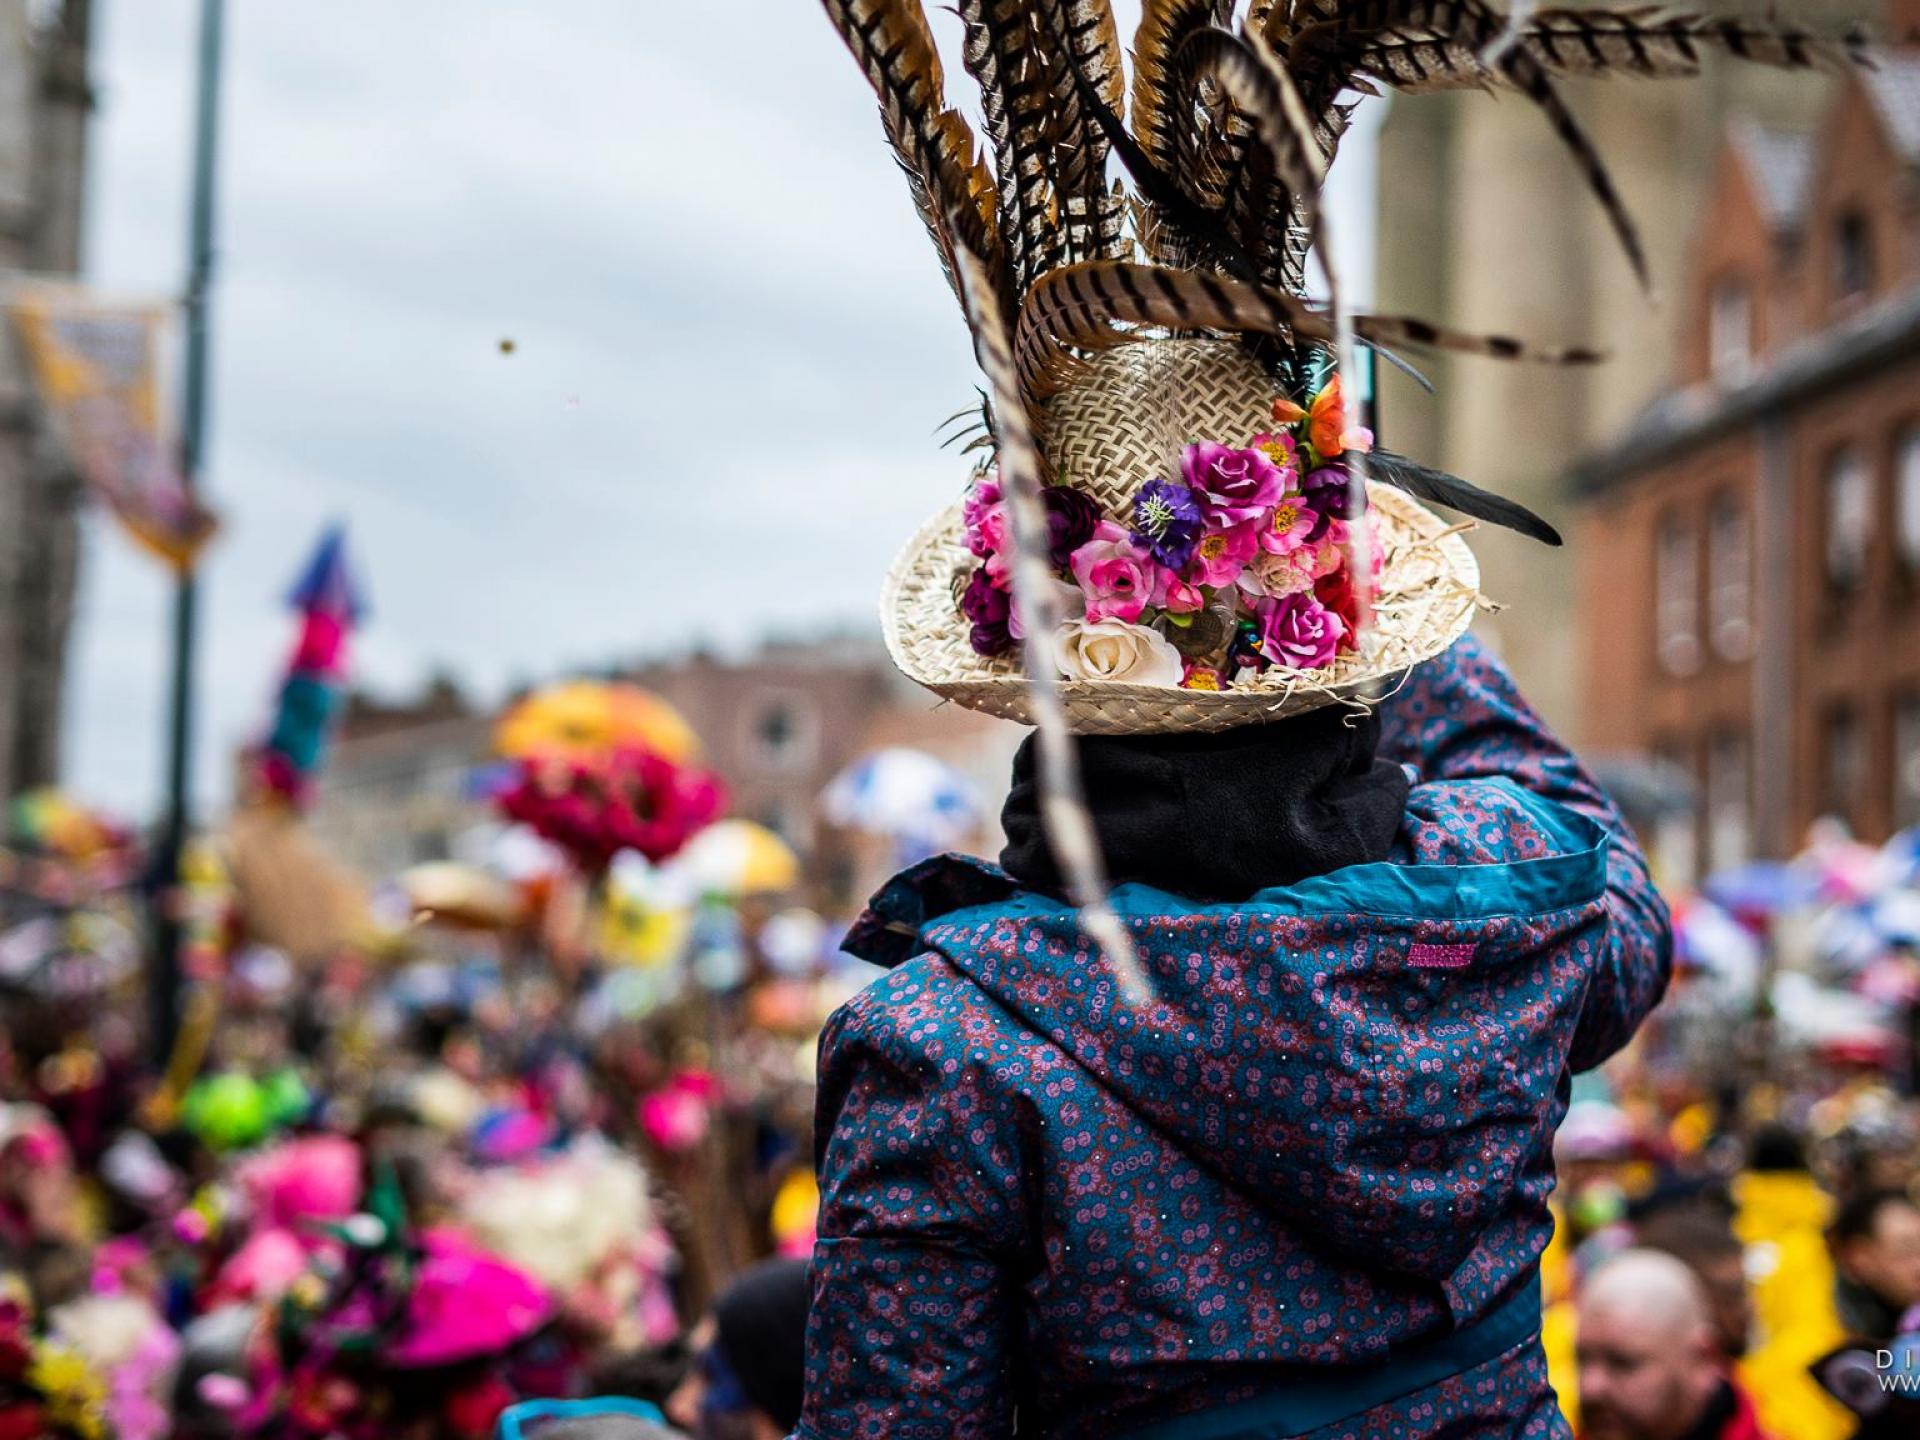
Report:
1000,705,1410,904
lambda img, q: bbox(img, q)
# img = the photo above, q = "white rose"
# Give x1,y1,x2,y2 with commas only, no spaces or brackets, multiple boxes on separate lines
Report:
1053,616,1184,686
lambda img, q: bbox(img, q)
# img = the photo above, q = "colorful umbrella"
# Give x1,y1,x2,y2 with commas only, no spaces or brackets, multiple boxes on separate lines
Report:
672,820,800,897
821,747,981,850
1702,861,1819,919
598,852,689,967
494,682,698,766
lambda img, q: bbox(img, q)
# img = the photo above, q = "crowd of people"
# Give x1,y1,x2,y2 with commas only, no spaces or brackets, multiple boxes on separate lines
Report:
3,731,1917,1438
0,769,860,1439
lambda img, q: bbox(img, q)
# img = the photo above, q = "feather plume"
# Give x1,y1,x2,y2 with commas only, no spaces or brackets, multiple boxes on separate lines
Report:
955,1,1061,290
1031,0,1133,261
1349,6,1878,93
1013,260,1604,397
1046,5,1260,279
951,235,1151,1004
821,0,1006,303
1367,449,1564,544
1177,27,1335,297
1277,1,1655,291
1133,2,1235,174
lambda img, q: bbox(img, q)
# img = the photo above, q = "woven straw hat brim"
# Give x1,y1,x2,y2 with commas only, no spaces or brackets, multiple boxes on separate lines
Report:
881,482,1480,735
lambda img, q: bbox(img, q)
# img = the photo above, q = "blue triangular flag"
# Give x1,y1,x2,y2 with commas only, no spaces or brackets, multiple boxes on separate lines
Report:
285,523,366,623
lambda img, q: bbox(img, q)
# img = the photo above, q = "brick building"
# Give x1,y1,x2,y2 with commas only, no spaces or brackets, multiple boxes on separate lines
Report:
0,1,91,800
1373,0,1884,735
1572,55,1920,887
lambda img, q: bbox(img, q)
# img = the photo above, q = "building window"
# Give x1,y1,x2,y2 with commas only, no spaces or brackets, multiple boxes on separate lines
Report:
1652,739,1699,892
1897,425,1920,573
1706,729,1751,875
1707,492,1752,661
1708,277,1753,384
1821,706,1864,829
1655,511,1701,676
1897,693,1920,831
1835,210,1873,303
1823,447,1871,592
744,693,818,774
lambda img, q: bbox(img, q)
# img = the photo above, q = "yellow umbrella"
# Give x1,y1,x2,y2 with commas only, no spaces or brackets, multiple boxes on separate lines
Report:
676,821,800,897
494,682,698,765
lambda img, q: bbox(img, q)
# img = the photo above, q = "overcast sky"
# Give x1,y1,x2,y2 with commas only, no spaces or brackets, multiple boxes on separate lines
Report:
65,0,1379,819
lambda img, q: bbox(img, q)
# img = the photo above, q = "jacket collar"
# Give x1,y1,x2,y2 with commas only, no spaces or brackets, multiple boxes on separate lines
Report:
841,854,1019,969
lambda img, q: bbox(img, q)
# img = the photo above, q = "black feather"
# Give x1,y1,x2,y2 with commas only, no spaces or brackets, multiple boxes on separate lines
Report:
1369,449,1562,546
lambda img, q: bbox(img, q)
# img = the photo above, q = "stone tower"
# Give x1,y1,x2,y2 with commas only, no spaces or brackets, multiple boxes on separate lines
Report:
0,0,91,799
1373,0,1882,736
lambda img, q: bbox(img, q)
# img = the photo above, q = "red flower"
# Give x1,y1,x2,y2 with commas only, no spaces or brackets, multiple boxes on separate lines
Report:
1312,567,1363,645
496,744,727,873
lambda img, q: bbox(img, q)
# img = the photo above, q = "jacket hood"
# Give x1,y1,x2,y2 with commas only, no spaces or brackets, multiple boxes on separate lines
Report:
847,779,1613,1286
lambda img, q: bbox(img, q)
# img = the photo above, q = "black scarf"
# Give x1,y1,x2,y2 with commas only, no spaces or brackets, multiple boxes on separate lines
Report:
1000,705,1410,905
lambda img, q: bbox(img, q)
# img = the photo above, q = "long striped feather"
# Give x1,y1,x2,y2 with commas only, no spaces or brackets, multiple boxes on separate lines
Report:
954,1,1059,290
1012,260,1604,396
1032,0,1133,262
1278,0,1655,291
820,0,1006,303
951,236,1152,1005
1350,6,1879,93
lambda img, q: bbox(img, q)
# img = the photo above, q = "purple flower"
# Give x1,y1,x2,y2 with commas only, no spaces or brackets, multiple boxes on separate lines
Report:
1299,465,1368,539
1182,441,1288,528
1255,592,1347,670
1131,479,1205,569
1043,487,1102,569
960,566,1013,656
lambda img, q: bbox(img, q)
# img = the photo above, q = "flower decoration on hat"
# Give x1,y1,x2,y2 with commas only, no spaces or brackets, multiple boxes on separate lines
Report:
958,373,1382,690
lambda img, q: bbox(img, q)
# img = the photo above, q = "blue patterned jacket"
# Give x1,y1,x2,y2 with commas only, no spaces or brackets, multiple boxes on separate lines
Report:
796,638,1672,1440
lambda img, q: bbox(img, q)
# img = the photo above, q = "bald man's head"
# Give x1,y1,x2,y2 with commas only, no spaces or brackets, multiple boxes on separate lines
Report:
1577,1251,1726,1440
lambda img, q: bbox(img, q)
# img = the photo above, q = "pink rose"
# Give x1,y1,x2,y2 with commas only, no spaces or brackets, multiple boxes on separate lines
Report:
962,476,1003,557
1151,566,1206,614
1185,520,1260,589
962,477,1015,588
1070,521,1156,624
1256,592,1347,670
1182,441,1287,527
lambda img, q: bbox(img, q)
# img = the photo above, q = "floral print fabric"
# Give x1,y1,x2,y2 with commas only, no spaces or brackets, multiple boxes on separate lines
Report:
797,637,1672,1439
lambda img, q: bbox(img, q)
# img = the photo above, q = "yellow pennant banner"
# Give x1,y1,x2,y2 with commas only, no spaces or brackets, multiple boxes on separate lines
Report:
6,280,218,569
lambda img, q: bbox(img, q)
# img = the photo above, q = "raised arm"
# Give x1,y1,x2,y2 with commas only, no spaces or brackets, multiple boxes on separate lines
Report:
797,970,1026,1440
1378,635,1673,1071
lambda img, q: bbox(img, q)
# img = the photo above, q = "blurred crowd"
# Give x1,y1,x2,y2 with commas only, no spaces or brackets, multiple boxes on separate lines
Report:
1,748,1918,1437
0,772,862,1440
1544,819,1920,1438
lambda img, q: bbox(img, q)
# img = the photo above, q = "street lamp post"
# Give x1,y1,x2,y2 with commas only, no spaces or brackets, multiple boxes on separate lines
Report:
150,0,225,1064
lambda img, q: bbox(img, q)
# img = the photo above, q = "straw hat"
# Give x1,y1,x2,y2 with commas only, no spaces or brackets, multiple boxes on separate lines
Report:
883,339,1479,734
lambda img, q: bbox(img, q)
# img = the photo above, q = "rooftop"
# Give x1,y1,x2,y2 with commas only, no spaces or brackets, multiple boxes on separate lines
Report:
1573,283,1920,492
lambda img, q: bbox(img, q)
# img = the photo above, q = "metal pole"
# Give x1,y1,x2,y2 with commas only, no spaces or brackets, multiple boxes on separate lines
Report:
151,0,225,1064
